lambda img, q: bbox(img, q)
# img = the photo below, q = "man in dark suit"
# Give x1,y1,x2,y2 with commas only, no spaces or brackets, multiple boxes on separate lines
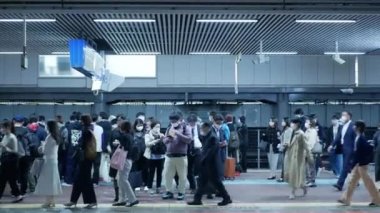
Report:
329,111,356,191
326,114,343,177
187,122,232,206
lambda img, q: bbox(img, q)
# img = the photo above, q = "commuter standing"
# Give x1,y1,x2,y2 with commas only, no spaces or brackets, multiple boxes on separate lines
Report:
237,116,248,173
304,117,319,188
187,122,232,206
35,120,63,208
91,114,104,186
211,114,228,179
162,112,192,201
277,117,292,182
65,115,97,209
338,121,380,206
284,118,309,200
0,121,23,203
329,111,356,191
144,120,165,194
374,123,380,189
56,115,69,181
133,119,148,191
262,117,281,180
326,114,343,178
112,121,139,207
186,114,202,193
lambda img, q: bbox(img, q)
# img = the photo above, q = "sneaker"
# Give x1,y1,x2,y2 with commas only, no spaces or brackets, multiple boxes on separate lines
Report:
217,199,232,206
333,184,343,191
187,200,203,205
177,193,185,200
267,176,276,180
112,202,126,206
149,189,155,195
62,183,72,187
307,182,317,188
162,192,174,200
144,186,149,191
12,195,23,203
276,178,284,183
135,187,141,191
369,202,380,207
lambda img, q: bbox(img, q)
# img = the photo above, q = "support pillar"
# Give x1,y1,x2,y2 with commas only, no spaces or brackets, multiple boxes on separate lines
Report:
276,93,290,121
93,92,108,114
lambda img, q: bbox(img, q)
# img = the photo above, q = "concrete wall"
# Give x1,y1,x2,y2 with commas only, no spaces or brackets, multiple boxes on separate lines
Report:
1,54,379,88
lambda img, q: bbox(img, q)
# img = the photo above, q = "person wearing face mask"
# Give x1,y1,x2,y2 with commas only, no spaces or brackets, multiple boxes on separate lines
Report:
294,108,306,131
237,116,248,173
211,114,229,180
338,121,380,207
162,112,192,201
284,118,309,200
144,120,165,194
262,117,281,180
187,122,232,206
277,117,293,182
373,123,380,190
327,114,343,178
329,111,356,191
304,118,319,188
132,119,148,191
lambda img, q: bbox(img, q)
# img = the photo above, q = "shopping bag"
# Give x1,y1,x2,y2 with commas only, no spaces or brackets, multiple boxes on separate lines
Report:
30,158,45,179
110,145,127,171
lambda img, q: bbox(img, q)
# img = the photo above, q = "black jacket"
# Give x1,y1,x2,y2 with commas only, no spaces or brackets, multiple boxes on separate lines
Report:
199,131,221,176
97,120,113,152
110,128,123,154
262,127,281,153
237,123,248,146
119,132,133,160
327,125,343,154
353,134,373,166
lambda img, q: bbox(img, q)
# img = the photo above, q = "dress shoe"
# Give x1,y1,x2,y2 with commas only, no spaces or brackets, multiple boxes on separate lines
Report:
127,200,139,207
187,200,203,205
177,193,185,200
84,203,97,209
333,184,342,191
369,202,380,207
207,194,214,199
217,199,232,206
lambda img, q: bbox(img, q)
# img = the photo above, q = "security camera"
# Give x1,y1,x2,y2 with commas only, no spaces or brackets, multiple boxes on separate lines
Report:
236,52,242,63
252,54,270,64
332,54,346,64
340,88,354,94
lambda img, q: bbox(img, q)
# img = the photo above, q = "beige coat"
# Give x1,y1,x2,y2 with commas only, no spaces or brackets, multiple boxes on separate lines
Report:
284,129,310,189
143,132,159,159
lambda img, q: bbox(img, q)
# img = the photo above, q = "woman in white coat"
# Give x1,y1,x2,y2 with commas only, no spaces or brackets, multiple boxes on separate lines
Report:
35,120,62,208
304,118,319,188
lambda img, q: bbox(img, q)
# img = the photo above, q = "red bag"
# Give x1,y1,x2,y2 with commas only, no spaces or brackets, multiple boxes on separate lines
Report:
110,145,128,171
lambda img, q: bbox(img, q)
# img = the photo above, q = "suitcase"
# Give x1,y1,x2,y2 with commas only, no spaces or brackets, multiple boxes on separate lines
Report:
224,157,236,180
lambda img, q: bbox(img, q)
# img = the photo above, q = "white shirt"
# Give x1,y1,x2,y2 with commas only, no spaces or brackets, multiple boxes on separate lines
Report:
192,125,202,149
333,125,339,140
92,123,104,152
341,120,352,145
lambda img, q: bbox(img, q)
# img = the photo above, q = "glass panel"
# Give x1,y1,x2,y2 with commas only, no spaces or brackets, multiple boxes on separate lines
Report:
39,55,84,77
105,55,156,78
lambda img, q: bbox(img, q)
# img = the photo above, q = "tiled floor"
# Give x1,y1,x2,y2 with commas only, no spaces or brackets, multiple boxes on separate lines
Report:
0,170,379,213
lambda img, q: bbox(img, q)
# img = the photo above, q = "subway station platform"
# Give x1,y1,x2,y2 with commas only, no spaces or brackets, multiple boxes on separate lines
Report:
0,171,378,213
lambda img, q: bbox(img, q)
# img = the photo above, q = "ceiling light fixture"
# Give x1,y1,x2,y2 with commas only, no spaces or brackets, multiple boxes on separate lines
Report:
189,52,231,55
119,52,161,55
0,52,23,54
324,52,365,55
51,52,69,55
295,19,356,23
196,19,258,23
255,52,298,55
94,19,156,23
0,19,56,22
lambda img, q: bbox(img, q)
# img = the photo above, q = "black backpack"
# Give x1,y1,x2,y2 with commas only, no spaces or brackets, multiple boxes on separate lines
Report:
27,132,43,158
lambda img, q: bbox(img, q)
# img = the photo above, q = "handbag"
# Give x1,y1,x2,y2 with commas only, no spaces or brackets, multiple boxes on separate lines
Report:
110,145,128,171
311,141,323,154
30,158,45,178
259,140,268,152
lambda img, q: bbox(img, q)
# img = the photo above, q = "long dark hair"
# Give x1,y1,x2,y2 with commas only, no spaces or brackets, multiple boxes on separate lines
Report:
47,120,60,145
133,119,145,132
81,114,93,127
2,121,15,134
121,121,133,134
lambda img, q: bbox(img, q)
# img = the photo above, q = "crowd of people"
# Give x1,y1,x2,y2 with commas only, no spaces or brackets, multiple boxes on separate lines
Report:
0,111,248,208
0,108,379,208
261,108,380,206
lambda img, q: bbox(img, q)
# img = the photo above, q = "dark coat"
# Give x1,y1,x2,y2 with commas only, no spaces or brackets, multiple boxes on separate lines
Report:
353,134,374,166
237,123,248,147
199,131,221,177
327,125,343,154
262,127,281,153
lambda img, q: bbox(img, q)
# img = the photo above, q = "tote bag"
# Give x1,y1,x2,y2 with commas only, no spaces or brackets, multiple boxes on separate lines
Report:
110,145,128,171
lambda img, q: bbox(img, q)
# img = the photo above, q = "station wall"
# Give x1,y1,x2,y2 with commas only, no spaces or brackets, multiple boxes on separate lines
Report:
0,54,379,88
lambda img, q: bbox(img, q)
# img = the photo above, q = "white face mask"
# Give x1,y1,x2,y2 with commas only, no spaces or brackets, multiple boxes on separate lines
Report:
269,121,275,127
136,126,144,132
281,121,286,127
200,130,207,136
340,115,348,123
290,123,297,130
305,122,310,129
171,122,179,128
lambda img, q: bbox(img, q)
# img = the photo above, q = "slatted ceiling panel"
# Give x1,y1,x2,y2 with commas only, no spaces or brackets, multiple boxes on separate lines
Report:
1,12,380,54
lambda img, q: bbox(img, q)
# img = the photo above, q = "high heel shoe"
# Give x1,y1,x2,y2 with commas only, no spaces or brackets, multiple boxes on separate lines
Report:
84,203,97,209
64,202,77,208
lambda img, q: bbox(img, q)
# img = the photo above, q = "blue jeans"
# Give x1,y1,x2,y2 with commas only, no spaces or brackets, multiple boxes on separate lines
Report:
337,152,352,188
329,152,343,176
